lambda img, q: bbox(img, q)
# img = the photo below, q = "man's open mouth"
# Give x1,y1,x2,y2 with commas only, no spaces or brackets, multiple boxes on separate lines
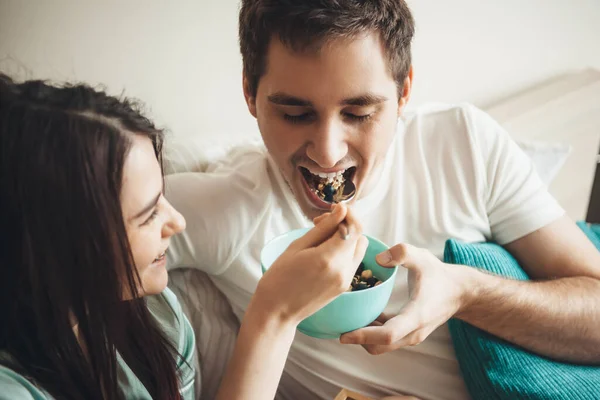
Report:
299,166,357,203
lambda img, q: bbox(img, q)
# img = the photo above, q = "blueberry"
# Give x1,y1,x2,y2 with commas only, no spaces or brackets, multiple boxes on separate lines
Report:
354,282,368,291
323,184,335,196
323,184,335,202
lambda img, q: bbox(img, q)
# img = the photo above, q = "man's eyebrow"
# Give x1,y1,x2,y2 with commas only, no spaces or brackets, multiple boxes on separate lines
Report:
132,192,161,220
268,93,313,107
267,92,388,107
341,94,389,106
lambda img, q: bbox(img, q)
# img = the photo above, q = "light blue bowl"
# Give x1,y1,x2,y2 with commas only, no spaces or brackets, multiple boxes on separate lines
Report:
260,228,398,339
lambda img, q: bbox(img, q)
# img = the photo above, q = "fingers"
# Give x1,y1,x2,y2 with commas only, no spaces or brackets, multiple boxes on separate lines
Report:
339,323,415,350
339,304,420,348
361,327,428,355
353,234,369,264
340,303,437,355
318,207,364,253
312,205,369,256
341,205,363,241
312,212,330,225
368,320,384,327
361,323,436,355
376,243,416,268
292,204,348,250
314,208,366,283
375,313,393,324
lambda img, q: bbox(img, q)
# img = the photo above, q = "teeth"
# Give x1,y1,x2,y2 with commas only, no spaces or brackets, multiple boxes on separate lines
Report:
307,168,347,179
302,166,355,204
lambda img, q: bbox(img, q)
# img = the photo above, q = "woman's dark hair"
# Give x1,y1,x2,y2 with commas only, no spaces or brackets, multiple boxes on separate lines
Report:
239,0,415,97
0,74,181,399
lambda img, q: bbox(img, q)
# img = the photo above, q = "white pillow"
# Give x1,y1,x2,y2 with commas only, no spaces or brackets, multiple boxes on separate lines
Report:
516,139,571,187
163,133,261,175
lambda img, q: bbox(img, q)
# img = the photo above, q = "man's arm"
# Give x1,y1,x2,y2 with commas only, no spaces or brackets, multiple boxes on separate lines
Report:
340,106,600,362
339,216,600,364
456,215,600,364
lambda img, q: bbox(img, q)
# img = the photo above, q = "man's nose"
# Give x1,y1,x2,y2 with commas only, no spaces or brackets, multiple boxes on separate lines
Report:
306,118,348,168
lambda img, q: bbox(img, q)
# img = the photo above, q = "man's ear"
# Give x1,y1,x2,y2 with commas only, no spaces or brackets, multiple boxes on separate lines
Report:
397,65,413,115
243,74,258,118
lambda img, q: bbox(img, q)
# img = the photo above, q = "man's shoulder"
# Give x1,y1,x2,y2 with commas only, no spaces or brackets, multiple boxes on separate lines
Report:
399,103,493,199
402,102,487,135
401,103,473,153
401,102,502,154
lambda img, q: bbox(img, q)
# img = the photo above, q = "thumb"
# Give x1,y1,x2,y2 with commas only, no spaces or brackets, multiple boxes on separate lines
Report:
376,243,415,268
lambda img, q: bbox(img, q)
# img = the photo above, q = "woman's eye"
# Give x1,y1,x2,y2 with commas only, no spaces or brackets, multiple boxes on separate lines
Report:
283,113,313,124
141,209,159,226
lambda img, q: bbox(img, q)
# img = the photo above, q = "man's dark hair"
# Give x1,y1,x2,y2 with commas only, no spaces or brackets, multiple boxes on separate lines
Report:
239,0,415,96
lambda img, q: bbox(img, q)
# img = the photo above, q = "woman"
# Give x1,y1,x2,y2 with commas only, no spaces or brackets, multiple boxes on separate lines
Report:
0,74,367,399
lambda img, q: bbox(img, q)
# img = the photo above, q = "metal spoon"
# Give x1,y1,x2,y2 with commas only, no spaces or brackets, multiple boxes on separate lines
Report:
323,179,356,204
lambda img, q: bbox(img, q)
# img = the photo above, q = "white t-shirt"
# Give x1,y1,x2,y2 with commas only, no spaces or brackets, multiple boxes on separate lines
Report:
165,103,564,400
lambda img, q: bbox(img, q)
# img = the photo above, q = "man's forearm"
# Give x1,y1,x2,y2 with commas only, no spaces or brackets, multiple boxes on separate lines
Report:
456,267,600,364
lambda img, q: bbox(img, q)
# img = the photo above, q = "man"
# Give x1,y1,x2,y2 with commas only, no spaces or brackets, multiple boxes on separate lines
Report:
166,1,600,398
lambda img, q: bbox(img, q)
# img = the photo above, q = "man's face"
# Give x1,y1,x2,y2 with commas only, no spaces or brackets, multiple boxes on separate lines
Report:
245,32,411,220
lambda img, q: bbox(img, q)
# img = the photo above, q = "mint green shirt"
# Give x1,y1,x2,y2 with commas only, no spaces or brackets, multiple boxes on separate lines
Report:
0,288,197,399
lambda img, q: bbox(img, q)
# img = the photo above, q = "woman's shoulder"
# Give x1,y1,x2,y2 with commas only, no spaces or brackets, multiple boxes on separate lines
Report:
0,364,48,399
146,288,197,399
150,286,179,309
146,287,189,346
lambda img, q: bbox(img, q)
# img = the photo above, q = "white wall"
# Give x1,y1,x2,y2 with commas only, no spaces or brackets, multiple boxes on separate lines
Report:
1,0,599,139
409,0,600,108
